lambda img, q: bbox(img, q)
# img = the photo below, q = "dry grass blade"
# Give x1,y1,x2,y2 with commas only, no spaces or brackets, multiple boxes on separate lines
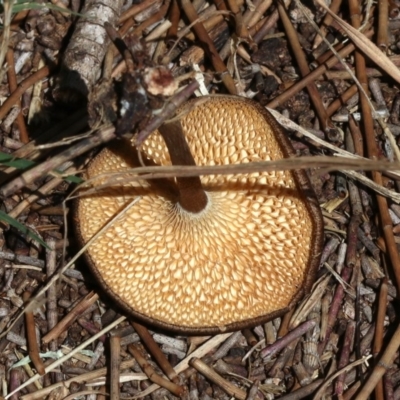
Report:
313,356,372,400
5,316,126,399
314,0,400,83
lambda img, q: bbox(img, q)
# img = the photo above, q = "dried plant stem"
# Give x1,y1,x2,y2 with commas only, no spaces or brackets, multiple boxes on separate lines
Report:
267,31,373,109
0,65,51,121
261,320,316,360
5,48,29,143
277,1,332,134
20,359,140,400
120,0,158,22
210,331,243,361
22,291,45,376
348,115,364,157
312,0,343,49
318,266,352,353
180,0,237,95
377,0,389,50
253,7,280,43
167,0,180,39
373,278,389,400
132,333,233,397
326,84,358,117
314,356,371,400
335,321,356,395
128,344,185,396
243,0,272,28
45,238,62,382
7,316,126,400
8,164,76,219
349,0,400,294
0,0,14,83
279,379,323,400
42,291,99,344
226,0,253,48
79,155,400,206
131,322,179,383
355,324,400,400
0,126,116,198
278,309,294,338
190,358,247,400
133,0,171,38
315,0,400,83
110,335,121,400
7,108,87,161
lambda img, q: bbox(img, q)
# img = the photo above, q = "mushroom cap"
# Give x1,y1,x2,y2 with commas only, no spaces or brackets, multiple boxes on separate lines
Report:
76,95,324,333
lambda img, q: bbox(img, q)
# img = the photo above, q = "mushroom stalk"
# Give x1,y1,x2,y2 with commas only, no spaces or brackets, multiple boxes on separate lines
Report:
158,121,208,213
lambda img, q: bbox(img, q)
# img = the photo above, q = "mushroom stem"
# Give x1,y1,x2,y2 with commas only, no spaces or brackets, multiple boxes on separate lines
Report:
158,121,208,213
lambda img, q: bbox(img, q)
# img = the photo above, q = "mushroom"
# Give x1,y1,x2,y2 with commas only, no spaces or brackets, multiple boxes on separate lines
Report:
75,95,324,334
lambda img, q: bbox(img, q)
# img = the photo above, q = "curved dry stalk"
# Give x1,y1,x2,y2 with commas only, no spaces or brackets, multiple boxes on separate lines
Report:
313,356,372,400
314,0,400,83
5,316,126,399
180,0,237,94
355,323,400,400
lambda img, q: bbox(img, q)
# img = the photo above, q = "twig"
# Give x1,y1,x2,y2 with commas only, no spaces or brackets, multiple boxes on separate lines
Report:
23,292,45,376
377,0,389,50
314,356,371,400
128,344,185,396
8,316,127,400
131,321,179,383
42,291,99,344
110,335,121,400
180,0,237,94
355,323,400,400
335,321,356,395
266,30,373,109
0,126,116,198
277,1,333,135
0,65,51,121
5,48,29,143
131,333,234,397
190,358,247,400
373,278,389,400
261,320,316,360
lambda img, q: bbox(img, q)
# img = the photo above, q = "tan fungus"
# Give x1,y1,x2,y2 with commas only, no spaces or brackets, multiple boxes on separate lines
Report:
76,96,324,333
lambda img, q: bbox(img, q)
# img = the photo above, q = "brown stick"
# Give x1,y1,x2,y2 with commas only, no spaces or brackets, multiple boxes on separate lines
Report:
377,0,389,50
180,0,237,95
373,278,389,400
312,0,343,50
6,48,29,143
190,358,247,400
128,344,185,396
0,65,51,121
261,320,316,360
131,321,179,383
0,126,116,198
335,321,356,395
110,335,121,400
350,0,400,295
42,292,99,344
326,85,358,117
23,291,45,376
167,0,180,39
355,323,400,400
277,1,333,134
267,30,373,109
